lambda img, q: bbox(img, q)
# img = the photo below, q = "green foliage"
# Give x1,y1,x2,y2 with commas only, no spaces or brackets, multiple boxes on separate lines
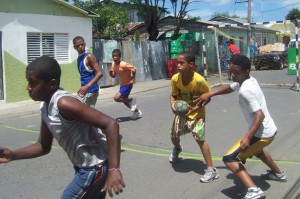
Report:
72,0,129,40
133,31,141,41
94,3,129,39
129,0,166,40
286,8,300,20
170,0,191,40
187,15,201,22
211,12,240,19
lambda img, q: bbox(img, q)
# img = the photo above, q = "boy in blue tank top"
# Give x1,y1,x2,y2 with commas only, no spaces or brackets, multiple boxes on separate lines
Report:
73,36,103,108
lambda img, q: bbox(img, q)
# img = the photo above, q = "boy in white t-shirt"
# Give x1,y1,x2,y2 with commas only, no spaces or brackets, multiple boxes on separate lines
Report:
194,54,286,199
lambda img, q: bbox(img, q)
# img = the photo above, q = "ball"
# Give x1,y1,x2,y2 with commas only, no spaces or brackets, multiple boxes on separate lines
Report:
174,100,189,116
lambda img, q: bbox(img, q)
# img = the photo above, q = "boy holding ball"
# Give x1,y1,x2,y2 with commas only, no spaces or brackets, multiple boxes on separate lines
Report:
169,51,219,183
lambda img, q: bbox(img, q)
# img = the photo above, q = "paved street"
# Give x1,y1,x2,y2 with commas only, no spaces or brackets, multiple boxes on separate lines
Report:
0,70,299,198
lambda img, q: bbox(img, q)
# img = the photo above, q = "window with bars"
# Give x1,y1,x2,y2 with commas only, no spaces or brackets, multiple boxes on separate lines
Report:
27,33,69,64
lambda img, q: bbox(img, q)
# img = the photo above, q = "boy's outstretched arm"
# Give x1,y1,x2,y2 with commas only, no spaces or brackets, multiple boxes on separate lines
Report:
0,120,54,163
57,96,125,197
194,85,234,106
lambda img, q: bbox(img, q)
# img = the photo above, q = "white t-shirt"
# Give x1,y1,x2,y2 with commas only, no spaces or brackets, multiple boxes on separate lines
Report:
230,77,277,138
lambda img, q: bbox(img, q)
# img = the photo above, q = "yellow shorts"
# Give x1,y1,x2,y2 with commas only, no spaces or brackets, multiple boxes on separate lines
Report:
223,134,276,163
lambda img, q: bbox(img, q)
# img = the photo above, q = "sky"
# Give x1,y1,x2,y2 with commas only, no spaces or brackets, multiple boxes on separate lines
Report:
70,0,300,22
186,0,300,22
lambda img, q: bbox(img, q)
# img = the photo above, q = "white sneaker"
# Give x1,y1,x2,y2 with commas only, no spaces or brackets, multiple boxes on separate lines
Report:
169,146,183,163
130,98,137,111
200,168,219,183
243,187,265,199
131,109,142,120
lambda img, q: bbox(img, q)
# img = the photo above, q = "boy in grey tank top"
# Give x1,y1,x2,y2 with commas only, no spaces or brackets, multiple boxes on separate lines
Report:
0,56,125,198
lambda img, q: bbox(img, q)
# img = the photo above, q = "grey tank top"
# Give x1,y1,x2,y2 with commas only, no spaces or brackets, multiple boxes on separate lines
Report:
40,89,107,167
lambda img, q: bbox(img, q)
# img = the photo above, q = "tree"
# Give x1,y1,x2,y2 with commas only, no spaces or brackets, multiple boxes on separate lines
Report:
72,0,129,39
211,12,240,19
170,0,195,40
92,3,129,39
286,8,300,20
129,0,167,40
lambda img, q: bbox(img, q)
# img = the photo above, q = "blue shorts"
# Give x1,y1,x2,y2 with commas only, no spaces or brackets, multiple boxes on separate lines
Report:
61,162,108,199
119,84,133,97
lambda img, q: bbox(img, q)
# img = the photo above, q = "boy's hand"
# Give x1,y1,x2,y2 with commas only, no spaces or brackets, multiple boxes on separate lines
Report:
193,93,211,107
0,147,13,163
132,70,136,78
77,85,88,97
185,105,198,116
101,169,126,197
170,101,178,115
109,70,116,78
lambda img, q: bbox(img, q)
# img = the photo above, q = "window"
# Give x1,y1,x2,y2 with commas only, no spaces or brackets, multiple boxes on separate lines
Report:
27,33,69,63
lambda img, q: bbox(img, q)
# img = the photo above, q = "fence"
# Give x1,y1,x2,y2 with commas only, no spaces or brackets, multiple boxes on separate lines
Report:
93,20,300,91
93,39,169,87
203,20,299,91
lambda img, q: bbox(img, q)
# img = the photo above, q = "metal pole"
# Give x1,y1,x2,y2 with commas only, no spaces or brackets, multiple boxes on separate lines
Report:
214,28,223,84
295,20,299,91
202,28,208,81
247,0,251,57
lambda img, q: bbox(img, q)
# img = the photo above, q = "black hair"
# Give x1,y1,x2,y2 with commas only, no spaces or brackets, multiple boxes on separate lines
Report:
226,40,234,45
73,36,85,44
112,49,122,56
230,54,251,71
178,51,195,63
26,56,61,86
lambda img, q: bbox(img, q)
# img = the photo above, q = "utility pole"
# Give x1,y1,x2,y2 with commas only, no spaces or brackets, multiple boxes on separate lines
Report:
248,0,251,57
235,0,251,57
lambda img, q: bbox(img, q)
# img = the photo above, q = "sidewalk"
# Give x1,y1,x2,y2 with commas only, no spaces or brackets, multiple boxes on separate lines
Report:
0,75,224,119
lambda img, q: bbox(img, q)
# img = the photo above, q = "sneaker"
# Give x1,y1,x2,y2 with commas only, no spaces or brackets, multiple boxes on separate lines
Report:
200,168,219,183
261,170,287,182
131,109,142,120
243,187,265,199
130,98,137,111
169,146,183,163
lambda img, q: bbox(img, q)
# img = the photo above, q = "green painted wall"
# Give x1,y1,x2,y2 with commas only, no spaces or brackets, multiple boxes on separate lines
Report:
4,52,80,103
0,0,87,17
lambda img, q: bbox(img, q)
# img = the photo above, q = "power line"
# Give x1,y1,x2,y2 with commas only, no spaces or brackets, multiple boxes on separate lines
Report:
264,1,300,13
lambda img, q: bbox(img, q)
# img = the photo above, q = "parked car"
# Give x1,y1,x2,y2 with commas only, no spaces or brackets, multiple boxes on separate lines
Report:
252,43,287,70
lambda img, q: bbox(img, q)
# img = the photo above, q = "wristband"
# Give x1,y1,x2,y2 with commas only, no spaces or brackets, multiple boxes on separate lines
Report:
108,168,120,172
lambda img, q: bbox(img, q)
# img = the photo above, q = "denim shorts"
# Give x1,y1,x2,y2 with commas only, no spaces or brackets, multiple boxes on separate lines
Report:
61,162,108,199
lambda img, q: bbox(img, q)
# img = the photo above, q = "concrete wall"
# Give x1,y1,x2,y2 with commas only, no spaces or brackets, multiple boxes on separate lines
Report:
0,12,93,103
0,12,92,64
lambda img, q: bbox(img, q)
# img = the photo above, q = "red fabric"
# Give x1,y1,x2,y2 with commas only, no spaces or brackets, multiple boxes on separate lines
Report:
229,44,240,55
167,59,178,78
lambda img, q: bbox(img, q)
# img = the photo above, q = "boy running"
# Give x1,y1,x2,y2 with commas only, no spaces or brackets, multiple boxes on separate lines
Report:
109,49,142,120
0,56,125,198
